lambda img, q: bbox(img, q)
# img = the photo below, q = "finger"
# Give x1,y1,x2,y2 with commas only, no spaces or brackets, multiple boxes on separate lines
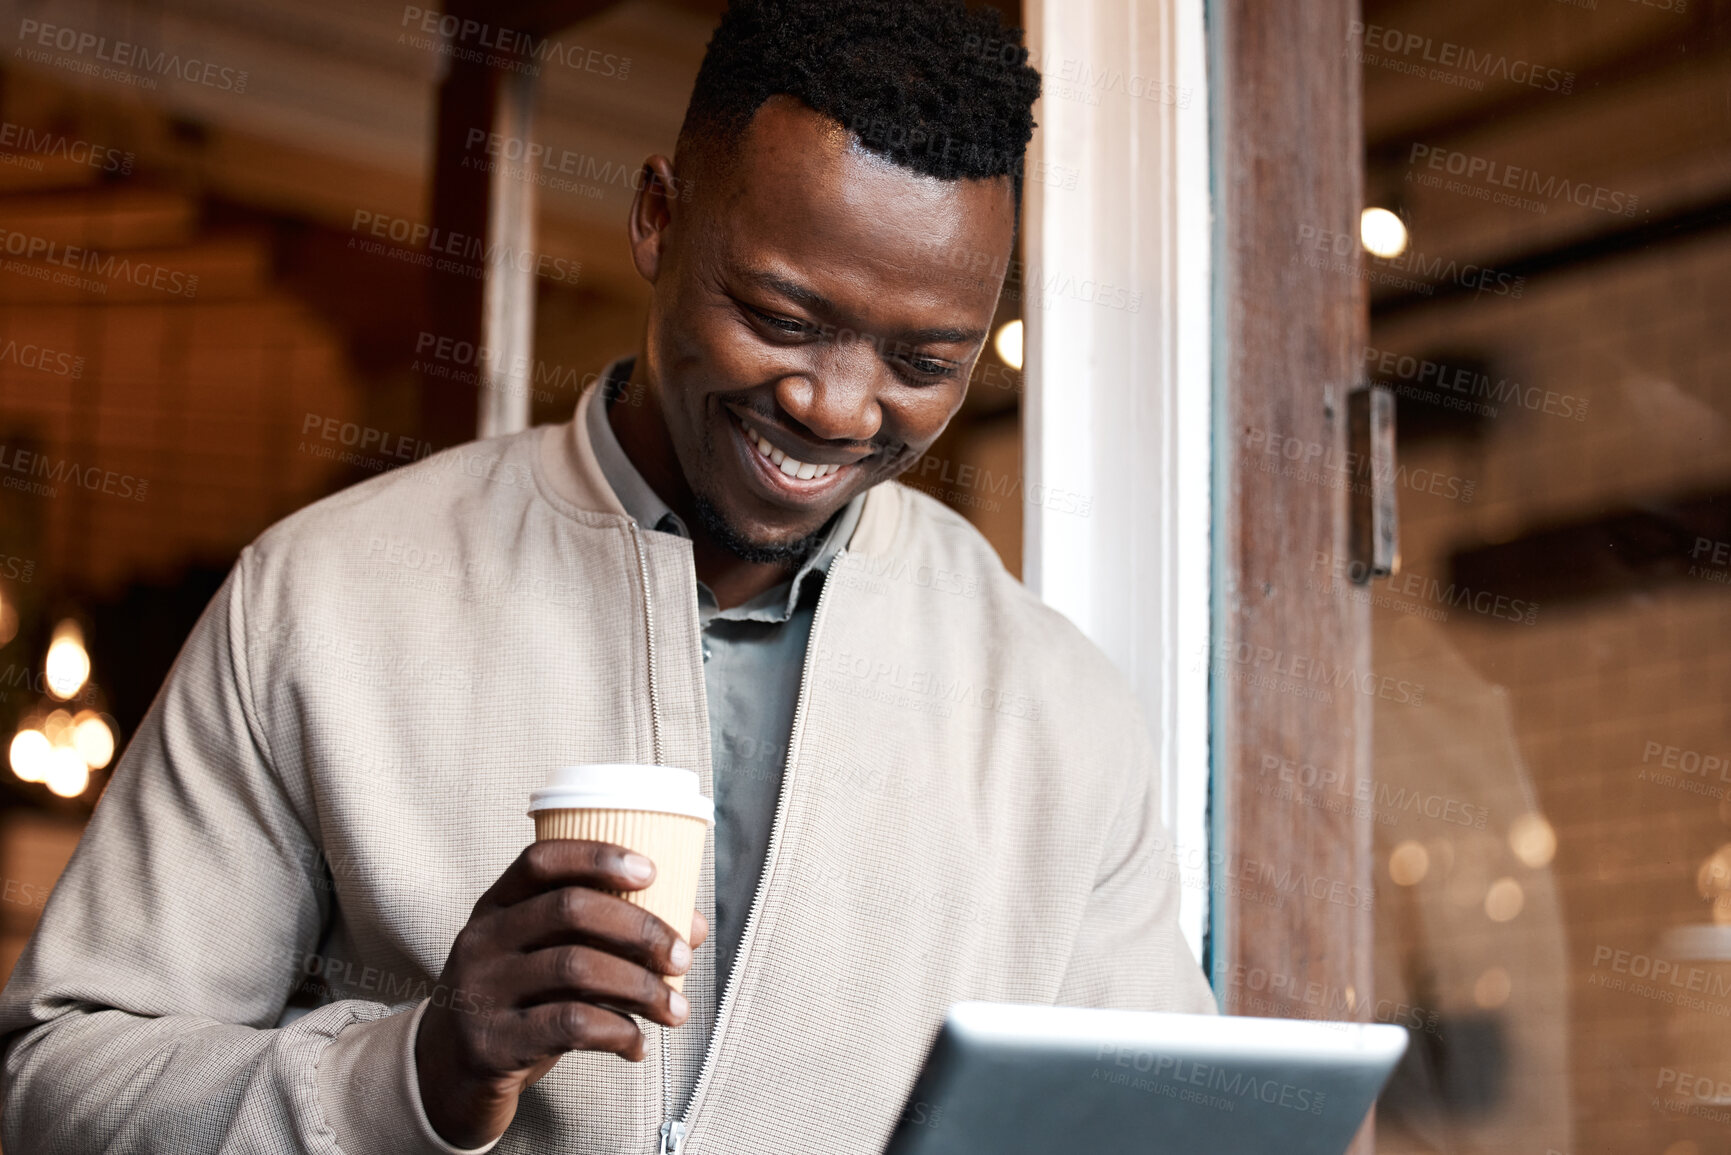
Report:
518,1000,647,1062
516,945,688,1028
497,887,693,976
690,910,709,949
480,840,656,911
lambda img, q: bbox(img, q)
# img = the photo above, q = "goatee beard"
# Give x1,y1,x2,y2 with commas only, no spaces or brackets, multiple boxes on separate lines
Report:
691,493,824,566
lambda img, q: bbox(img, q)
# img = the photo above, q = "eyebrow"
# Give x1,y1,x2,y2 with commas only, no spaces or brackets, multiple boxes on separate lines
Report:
738,268,989,347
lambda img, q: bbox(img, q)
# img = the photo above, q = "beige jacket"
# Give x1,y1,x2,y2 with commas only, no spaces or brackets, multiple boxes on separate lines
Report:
0,383,1213,1155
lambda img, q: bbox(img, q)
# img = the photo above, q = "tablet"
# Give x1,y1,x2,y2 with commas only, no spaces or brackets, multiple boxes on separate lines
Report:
883,1002,1408,1155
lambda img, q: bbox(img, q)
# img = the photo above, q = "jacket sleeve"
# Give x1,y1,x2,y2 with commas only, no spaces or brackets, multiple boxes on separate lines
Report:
1055,719,1217,1016
0,555,487,1155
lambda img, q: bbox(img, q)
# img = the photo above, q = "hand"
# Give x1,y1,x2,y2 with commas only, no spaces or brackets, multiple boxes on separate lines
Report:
413,840,709,1149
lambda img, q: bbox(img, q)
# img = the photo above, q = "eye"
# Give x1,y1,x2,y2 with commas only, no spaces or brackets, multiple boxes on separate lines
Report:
744,304,814,338
898,356,959,383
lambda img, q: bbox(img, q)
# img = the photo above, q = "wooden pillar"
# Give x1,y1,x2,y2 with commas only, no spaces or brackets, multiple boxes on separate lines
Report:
1209,0,1373,1143
421,1,621,447
420,51,526,446
475,66,539,440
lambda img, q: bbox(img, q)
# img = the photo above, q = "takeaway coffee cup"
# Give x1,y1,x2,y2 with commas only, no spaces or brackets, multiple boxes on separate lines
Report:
527,764,714,992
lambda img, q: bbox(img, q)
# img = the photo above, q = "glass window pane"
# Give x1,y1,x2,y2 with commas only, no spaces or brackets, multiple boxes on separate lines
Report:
1359,4,1731,1151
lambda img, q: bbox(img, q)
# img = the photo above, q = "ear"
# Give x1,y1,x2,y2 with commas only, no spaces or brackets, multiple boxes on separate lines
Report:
628,155,680,284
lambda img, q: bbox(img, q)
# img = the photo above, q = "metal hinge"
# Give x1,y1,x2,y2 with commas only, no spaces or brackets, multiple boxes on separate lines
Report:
1348,383,1400,583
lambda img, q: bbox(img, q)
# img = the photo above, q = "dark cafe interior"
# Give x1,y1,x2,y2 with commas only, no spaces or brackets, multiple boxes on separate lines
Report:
2,1,1731,1153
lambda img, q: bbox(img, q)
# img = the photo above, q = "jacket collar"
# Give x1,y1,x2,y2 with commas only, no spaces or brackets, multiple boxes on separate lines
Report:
584,358,684,534
538,367,903,557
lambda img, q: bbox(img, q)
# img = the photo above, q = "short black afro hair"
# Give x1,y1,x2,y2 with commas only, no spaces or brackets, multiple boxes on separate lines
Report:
677,0,1042,194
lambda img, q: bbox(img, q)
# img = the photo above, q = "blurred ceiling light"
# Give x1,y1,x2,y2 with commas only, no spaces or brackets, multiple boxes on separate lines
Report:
44,621,90,701
1388,840,1429,886
0,592,16,648
9,728,50,783
1485,877,1525,922
1472,966,1512,1010
1360,207,1409,259
72,712,115,770
1508,813,1557,869
45,746,88,798
994,319,1024,371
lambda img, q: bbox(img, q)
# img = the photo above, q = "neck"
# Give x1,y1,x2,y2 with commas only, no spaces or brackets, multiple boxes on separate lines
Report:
606,362,795,610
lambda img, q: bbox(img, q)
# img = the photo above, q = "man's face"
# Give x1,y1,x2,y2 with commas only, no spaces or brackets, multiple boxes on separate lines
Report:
629,96,1016,554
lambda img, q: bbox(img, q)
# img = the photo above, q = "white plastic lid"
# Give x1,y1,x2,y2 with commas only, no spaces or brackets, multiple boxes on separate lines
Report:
527,764,714,825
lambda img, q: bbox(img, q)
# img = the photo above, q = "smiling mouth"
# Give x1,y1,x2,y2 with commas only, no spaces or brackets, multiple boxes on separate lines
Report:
733,412,852,481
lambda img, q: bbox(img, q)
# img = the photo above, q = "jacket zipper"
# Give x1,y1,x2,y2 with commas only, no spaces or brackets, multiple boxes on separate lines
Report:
657,546,845,1155
626,523,675,1154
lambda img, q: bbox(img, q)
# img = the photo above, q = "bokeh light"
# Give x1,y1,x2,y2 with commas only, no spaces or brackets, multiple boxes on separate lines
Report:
1473,966,1512,1009
1389,840,1430,887
72,712,115,770
1509,813,1557,869
1360,206,1409,258
44,747,89,798
994,319,1024,371
42,709,73,746
9,728,50,783
1485,877,1526,922
44,621,91,701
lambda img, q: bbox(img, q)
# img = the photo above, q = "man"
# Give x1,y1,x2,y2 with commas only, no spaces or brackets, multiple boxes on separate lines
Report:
0,1,1212,1152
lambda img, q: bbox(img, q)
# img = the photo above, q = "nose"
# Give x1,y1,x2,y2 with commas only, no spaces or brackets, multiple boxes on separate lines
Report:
774,338,885,444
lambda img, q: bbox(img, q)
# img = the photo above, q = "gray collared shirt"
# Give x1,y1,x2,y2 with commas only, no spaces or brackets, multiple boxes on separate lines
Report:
586,365,862,991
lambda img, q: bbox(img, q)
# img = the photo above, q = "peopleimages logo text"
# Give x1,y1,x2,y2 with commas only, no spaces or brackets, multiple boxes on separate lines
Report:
398,7,630,79
1349,21,1575,93
0,444,148,501
1094,1048,1326,1115
1259,753,1489,829
0,226,199,297
1296,224,1524,297
0,338,83,379
1364,346,1587,422
349,211,580,284
463,130,692,200
1408,143,1640,217
15,19,249,92
0,121,133,174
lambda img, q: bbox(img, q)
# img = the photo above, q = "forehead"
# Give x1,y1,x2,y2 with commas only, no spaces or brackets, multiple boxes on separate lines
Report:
696,98,1016,316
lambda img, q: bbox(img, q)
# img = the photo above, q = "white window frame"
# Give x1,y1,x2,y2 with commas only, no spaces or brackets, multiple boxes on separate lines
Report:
1021,0,1213,965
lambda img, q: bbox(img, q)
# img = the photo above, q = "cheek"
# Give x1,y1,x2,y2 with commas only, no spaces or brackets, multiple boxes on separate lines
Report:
673,303,786,391
888,389,968,451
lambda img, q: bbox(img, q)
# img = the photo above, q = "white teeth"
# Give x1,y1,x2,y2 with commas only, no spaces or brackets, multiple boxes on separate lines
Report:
737,413,840,482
